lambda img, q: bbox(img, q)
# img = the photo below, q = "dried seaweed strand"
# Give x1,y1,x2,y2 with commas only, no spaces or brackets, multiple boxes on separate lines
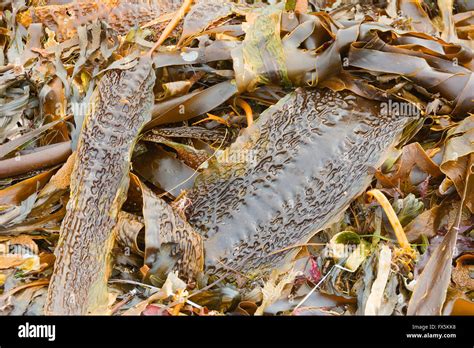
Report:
366,189,411,251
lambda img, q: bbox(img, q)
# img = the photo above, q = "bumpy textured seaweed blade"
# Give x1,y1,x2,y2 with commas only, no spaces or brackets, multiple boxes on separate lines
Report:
45,55,155,315
20,0,182,41
140,180,204,282
188,88,415,277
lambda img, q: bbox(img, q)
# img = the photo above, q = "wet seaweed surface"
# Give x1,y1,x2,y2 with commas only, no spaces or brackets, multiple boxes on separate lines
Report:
0,0,472,316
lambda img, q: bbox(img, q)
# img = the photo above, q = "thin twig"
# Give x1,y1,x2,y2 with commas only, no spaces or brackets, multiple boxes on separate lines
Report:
293,263,337,311
148,0,194,55
267,243,326,256
188,273,228,299
108,279,161,292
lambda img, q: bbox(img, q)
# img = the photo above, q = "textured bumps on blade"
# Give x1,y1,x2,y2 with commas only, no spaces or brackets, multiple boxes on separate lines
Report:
187,88,414,278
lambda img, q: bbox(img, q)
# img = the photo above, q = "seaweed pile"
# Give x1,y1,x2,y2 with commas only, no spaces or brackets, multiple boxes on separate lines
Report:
0,0,472,316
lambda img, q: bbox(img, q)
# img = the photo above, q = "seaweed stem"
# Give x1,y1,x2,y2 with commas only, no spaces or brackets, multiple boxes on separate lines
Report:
235,98,254,127
0,141,72,179
366,189,412,251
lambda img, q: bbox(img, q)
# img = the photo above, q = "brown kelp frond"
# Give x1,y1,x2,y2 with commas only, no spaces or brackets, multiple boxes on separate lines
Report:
0,0,472,316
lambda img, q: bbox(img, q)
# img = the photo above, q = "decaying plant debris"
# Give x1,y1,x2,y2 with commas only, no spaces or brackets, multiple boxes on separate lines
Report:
0,0,472,316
